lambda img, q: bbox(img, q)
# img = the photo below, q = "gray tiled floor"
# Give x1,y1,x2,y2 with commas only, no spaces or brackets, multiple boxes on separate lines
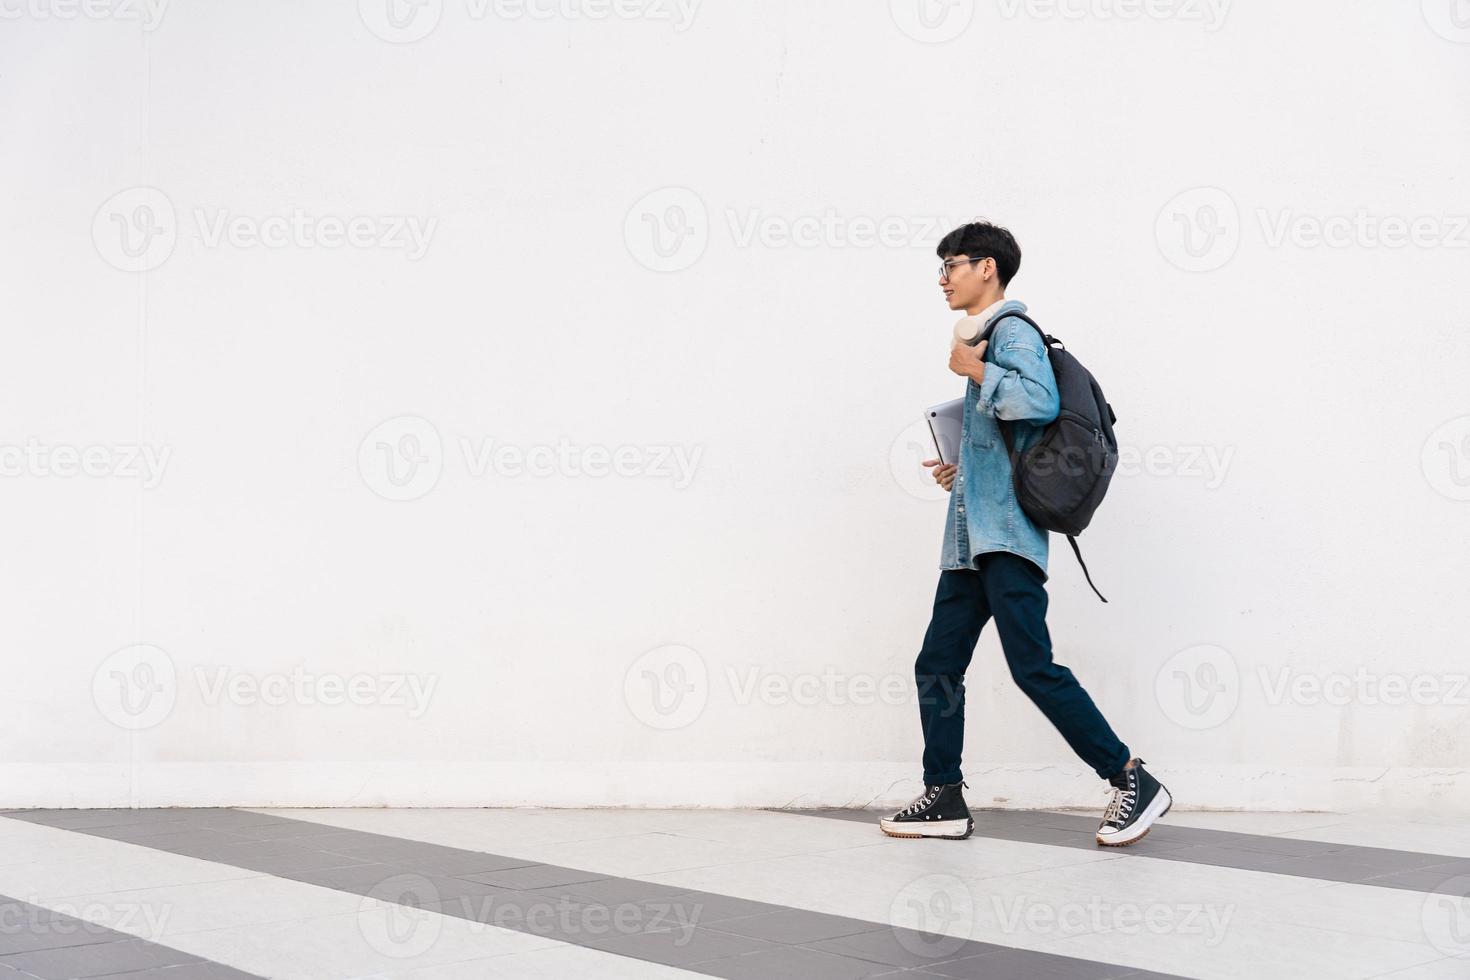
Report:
787,807,1470,892
2,808,1190,980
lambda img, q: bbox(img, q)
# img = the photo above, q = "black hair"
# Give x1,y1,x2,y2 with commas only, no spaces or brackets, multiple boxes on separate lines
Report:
935,221,1021,288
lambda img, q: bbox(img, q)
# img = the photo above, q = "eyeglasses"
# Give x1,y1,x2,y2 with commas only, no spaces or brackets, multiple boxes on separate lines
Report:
938,256,990,280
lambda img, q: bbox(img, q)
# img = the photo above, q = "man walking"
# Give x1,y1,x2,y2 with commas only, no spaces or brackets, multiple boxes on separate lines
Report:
879,221,1171,847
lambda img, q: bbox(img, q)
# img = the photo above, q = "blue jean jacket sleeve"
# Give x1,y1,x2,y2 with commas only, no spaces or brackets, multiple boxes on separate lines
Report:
975,318,1060,423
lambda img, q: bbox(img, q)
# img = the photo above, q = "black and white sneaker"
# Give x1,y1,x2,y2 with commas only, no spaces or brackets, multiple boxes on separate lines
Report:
879,781,973,840
1095,759,1172,847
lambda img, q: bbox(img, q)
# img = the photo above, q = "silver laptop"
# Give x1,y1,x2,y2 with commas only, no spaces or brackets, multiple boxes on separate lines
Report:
924,398,964,466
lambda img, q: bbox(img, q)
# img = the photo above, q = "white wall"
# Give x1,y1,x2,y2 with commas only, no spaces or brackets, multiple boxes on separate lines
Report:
3,0,1469,810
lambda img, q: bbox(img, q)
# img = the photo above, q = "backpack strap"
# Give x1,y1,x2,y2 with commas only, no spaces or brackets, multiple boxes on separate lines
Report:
1067,535,1109,603
983,308,1050,459
977,309,1057,349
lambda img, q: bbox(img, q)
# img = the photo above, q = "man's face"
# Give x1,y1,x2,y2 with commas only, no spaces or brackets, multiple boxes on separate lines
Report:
938,253,993,311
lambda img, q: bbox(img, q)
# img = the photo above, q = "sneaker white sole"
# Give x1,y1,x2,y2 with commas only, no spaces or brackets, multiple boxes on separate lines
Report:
878,816,974,840
1095,786,1172,847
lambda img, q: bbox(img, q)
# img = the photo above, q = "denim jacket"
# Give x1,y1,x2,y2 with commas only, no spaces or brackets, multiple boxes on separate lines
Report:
939,299,1061,576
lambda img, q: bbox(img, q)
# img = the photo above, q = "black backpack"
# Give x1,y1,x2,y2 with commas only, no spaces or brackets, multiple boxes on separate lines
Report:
978,311,1118,602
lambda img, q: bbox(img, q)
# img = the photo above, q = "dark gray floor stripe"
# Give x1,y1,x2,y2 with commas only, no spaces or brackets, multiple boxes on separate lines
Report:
0,892,262,979
1,809,1185,980
782,807,1470,892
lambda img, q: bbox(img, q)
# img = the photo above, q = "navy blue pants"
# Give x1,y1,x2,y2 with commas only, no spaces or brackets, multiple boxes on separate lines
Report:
915,551,1130,784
